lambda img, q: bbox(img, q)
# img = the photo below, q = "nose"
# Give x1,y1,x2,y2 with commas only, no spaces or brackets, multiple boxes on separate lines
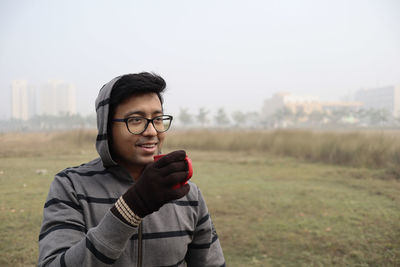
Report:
142,121,158,136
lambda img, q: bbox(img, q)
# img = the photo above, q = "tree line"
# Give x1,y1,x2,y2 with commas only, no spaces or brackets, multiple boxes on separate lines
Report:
0,114,97,132
176,106,400,128
1,107,399,132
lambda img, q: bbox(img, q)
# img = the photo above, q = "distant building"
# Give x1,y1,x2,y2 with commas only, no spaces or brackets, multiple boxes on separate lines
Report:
262,92,362,117
354,85,400,118
39,80,76,116
319,101,363,113
262,92,319,116
11,80,36,120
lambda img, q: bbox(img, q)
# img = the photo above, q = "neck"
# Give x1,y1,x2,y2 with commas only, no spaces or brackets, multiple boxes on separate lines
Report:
119,162,144,181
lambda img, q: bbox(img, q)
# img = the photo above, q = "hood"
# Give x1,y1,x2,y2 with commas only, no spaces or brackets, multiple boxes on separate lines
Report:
95,76,122,167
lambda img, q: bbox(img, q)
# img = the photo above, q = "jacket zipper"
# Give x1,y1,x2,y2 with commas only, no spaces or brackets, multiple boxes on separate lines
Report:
137,222,143,267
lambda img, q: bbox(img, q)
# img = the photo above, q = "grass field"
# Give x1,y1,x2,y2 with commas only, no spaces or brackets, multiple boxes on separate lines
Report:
0,130,399,266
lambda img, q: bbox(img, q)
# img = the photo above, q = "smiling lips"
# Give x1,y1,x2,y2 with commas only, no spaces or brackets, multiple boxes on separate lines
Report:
139,143,157,148
136,142,158,153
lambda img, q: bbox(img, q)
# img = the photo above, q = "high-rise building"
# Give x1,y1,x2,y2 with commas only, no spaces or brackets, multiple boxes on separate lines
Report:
39,80,76,116
11,80,36,120
354,85,400,118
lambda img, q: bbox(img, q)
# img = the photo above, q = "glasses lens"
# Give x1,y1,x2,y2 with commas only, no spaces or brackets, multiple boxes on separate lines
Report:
127,117,147,134
154,115,172,132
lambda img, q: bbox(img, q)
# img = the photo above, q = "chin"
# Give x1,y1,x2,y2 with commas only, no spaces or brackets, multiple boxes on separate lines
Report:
136,155,155,165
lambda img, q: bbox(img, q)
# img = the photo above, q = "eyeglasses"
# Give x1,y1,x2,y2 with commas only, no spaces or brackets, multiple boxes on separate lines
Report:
112,115,173,135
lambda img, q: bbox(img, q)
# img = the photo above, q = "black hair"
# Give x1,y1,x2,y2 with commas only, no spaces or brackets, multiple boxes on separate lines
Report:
107,72,166,142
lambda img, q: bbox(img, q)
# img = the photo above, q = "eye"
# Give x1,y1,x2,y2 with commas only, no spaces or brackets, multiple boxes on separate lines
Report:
153,116,164,124
127,117,144,125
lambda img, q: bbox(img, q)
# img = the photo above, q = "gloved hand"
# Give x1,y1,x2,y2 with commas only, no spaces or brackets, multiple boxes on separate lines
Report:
112,150,190,222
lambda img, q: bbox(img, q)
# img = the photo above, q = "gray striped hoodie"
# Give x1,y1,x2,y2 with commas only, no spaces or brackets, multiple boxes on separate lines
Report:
38,76,226,266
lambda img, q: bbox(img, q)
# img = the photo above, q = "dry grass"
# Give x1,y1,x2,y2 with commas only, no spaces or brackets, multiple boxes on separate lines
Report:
1,128,399,178
0,129,96,157
165,129,400,177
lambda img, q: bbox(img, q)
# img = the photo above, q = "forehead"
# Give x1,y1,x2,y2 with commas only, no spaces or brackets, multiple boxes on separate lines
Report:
114,92,163,116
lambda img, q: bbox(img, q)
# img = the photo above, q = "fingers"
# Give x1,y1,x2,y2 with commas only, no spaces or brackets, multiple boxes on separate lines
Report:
158,161,188,177
163,171,189,186
168,183,190,200
153,150,186,168
175,183,190,197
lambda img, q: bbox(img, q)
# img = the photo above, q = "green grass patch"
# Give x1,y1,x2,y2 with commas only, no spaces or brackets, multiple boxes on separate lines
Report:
0,153,97,267
186,151,400,266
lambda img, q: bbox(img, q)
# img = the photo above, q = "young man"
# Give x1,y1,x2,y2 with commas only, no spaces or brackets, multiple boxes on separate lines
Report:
38,73,225,266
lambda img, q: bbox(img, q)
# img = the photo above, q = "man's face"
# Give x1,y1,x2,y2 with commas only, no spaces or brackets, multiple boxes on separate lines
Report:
111,92,166,172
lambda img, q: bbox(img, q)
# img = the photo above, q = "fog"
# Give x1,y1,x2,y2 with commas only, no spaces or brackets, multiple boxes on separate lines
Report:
1,0,399,119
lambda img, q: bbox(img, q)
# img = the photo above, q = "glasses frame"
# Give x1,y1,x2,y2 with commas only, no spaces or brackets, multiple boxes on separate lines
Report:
112,115,173,135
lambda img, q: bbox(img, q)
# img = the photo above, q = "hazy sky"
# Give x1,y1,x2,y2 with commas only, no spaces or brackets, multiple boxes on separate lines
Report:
1,0,399,119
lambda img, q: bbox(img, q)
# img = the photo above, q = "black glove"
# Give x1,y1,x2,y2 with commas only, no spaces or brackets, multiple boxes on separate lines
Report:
112,150,190,222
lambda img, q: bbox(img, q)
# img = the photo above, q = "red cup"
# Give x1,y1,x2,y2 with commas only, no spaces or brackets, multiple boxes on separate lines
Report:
153,154,193,189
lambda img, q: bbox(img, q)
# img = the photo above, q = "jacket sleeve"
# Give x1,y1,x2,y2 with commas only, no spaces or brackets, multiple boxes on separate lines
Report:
185,187,226,267
38,174,137,267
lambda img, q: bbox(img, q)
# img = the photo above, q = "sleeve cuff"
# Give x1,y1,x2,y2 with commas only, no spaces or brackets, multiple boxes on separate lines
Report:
88,209,139,253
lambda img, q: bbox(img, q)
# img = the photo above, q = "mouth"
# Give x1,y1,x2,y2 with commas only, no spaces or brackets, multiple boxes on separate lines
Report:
136,142,158,153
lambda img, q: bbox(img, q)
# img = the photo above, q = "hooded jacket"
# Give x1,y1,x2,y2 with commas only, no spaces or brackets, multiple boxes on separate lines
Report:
38,77,226,267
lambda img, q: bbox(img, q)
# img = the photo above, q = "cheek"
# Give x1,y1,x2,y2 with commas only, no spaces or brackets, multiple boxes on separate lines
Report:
158,133,166,147
112,126,135,154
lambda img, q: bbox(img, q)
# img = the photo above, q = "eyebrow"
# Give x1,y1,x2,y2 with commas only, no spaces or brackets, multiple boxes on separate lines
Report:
124,109,163,118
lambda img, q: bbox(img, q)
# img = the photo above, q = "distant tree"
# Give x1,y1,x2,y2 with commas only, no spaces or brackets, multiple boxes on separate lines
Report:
328,108,348,125
231,111,246,127
196,107,209,127
294,106,306,123
214,108,230,127
309,110,325,125
178,108,193,127
354,108,369,125
85,114,97,128
273,107,294,127
367,108,390,126
246,111,261,128
394,114,400,127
